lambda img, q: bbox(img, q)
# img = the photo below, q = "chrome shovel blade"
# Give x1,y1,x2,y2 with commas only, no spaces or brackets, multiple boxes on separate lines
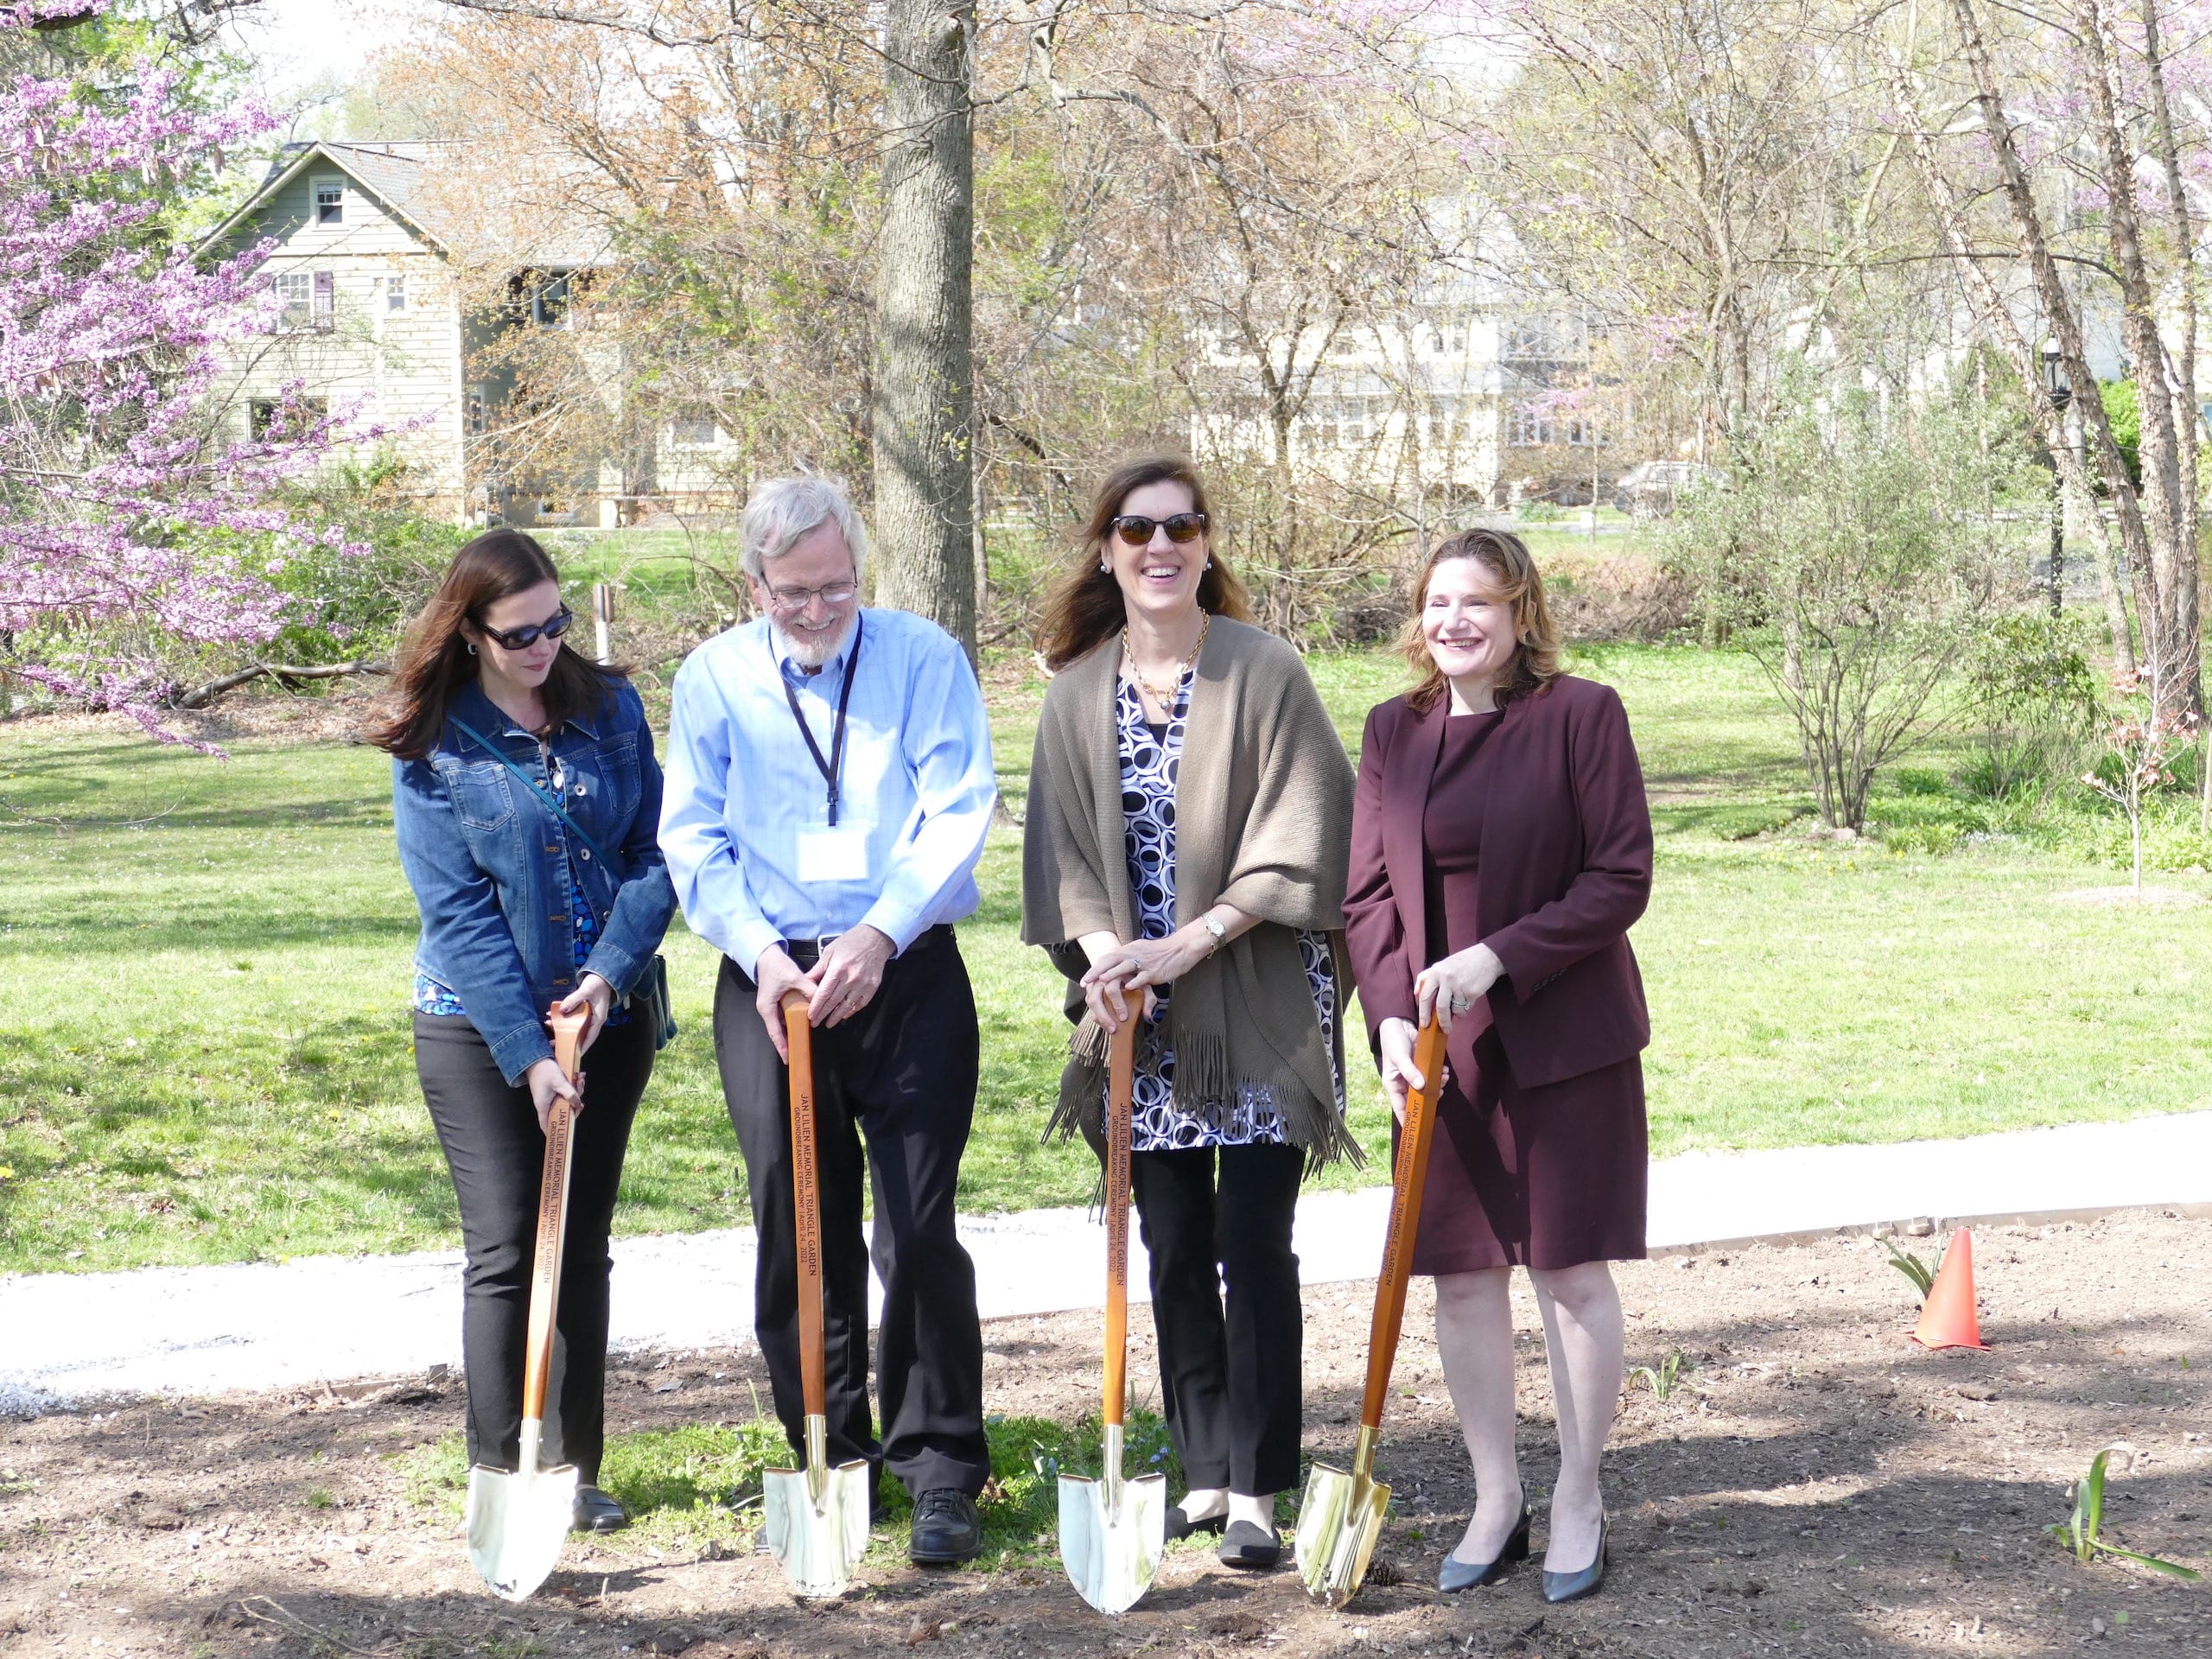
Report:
761,1451,872,1599
465,1456,579,1603
1057,1469,1166,1615
1294,1460,1390,1610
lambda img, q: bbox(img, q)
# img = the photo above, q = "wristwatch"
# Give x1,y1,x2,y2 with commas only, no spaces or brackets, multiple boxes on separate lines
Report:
1199,913,1228,955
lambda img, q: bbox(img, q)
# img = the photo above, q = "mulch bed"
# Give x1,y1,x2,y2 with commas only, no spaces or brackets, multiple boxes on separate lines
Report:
2,1210,2206,1657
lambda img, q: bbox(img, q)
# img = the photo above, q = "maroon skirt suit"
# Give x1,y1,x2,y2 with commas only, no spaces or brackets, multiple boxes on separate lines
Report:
1344,676,1655,1273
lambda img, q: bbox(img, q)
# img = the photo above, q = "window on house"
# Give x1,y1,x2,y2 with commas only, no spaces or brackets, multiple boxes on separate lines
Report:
1306,396,1389,447
466,386,489,436
315,178,344,226
385,275,407,314
310,270,334,333
271,270,312,331
1503,315,1586,362
1509,404,1605,448
249,395,328,440
1508,404,1555,448
512,270,573,328
671,406,719,447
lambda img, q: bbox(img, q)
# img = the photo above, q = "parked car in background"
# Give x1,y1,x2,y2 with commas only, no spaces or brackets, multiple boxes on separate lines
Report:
1614,460,1725,518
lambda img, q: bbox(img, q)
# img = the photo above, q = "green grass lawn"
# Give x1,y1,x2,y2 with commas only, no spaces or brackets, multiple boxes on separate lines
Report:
1,643,2208,1274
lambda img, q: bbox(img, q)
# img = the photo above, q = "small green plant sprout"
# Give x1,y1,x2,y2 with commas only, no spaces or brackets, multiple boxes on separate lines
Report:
1629,1351,1687,1402
1883,1235,1944,1303
2048,1448,2202,1580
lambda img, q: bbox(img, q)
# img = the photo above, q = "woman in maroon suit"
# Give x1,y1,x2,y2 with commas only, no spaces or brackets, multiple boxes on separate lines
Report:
1344,527,1652,1604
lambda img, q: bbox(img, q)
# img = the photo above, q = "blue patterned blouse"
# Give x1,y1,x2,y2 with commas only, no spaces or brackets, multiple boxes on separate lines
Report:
1115,672,1338,1151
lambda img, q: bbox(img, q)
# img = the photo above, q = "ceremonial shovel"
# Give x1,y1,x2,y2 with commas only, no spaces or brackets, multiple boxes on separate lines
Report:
1294,1014,1450,1609
1058,1015,1166,1615
760,988,871,1599
466,1003,589,1602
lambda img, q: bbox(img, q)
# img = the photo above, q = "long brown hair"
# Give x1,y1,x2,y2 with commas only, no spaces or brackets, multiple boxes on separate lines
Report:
1402,527,1562,713
365,528,625,760
1033,455,1255,670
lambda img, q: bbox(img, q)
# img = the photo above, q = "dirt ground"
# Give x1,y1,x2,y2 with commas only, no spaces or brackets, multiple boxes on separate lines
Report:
3,1210,2206,1659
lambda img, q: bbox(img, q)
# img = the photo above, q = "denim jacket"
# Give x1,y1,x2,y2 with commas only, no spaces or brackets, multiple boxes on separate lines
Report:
393,678,677,1084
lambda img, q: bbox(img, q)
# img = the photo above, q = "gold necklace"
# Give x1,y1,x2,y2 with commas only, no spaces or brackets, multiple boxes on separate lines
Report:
1123,613,1210,709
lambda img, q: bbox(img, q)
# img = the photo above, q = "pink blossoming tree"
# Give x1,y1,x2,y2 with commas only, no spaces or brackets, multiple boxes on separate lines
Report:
0,0,361,736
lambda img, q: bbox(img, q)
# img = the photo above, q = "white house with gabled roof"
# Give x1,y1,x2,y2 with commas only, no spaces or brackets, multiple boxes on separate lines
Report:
200,139,741,526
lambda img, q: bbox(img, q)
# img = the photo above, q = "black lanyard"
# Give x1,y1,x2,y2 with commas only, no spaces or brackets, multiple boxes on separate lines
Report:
777,612,863,827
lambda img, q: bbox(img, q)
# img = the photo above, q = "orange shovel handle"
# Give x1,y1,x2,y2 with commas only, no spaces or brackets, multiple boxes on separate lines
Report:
521,1005,588,1425
1357,1015,1449,1433
782,989,830,1421
1102,1016,1138,1430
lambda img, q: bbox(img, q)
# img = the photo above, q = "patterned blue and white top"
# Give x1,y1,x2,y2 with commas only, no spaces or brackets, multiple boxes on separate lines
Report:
1116,671,1340,1152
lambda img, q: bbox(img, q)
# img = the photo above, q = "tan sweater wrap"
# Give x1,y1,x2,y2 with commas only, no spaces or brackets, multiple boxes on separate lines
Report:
1020,616,1360,1165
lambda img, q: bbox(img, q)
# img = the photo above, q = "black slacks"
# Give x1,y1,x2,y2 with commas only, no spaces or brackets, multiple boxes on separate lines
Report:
414,1011,653,1483
712,931,988,1499
1128,1141,1306,1497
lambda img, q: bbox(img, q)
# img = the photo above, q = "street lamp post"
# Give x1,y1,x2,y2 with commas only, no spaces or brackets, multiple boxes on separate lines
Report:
2041,340,2073,617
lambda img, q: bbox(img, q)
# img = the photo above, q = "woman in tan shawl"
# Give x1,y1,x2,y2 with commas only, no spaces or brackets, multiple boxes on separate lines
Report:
1022,455,1357,1570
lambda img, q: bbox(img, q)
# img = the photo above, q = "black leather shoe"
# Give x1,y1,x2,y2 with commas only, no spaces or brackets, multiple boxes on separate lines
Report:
908,1488,982,1565
1166,1503,1229,1541
1439,1504,1531,1592
1541,1513,1609,1604
571,1484,630,1533
1218,1518,1282,1569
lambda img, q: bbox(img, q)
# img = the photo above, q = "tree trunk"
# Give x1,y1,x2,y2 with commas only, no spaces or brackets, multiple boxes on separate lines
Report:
2139,0,2205,715
872,0,977,656
1944,0,2158,604
2073,0,2197,709
1887,18,2139,671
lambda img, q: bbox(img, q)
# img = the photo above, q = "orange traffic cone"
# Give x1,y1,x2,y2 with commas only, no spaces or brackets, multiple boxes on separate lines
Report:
1910,1227,1989,1351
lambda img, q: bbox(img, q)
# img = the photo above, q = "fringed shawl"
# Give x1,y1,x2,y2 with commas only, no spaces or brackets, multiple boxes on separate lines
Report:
1020,616,1362,1166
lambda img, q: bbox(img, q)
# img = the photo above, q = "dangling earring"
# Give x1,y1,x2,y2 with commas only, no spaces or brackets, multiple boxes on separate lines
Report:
466,641,477,656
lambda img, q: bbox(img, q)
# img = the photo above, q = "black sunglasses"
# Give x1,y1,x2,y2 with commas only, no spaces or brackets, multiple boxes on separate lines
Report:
477,606,575,652
1111,511,1208,546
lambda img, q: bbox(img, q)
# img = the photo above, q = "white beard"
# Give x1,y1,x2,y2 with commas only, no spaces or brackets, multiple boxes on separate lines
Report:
771,610,855,669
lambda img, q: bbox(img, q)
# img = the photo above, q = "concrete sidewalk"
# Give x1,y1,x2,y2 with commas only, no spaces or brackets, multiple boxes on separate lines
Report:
4,1109,2209,1414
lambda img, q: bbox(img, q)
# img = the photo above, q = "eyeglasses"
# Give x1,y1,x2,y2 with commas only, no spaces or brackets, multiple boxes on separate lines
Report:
477,607,575,651
1111,512,1208,546
763,581,858,613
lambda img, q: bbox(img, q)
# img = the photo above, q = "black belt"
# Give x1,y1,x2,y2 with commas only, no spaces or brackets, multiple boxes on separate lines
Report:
783,924,953,969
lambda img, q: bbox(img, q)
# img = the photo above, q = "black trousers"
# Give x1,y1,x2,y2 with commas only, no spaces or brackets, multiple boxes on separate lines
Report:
1128,1141,1306,1497
414,1011,653,1483
712,931,988,1499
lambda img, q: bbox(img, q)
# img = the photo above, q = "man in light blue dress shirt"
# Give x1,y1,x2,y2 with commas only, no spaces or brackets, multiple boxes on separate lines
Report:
659,473,998,1565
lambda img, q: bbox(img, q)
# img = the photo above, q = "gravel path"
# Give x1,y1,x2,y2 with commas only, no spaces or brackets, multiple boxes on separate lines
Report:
4,1108,2208,1416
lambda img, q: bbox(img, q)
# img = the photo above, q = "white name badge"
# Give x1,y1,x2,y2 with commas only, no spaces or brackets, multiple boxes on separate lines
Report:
796,822,871,884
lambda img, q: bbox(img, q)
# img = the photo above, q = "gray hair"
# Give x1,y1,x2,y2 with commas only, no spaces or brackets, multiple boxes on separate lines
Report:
741,472,870,583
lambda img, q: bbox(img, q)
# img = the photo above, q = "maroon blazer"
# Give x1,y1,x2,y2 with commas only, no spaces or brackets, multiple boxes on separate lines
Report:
1344,674,1654,1090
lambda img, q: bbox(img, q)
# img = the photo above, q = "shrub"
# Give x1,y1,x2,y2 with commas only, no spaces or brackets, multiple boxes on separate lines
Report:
1669,371,2043,830
261,455,472,666
1963,612,2103,803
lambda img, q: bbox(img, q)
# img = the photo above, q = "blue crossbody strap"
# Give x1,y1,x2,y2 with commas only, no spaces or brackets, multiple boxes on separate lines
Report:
448,715,616,874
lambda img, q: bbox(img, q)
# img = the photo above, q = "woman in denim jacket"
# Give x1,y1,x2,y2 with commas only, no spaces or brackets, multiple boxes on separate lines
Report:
369,529,676,1535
